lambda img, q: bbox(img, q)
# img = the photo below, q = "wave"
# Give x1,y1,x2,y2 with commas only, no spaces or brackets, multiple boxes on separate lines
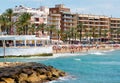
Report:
74,58,81,61
89,61,120,65
102,49,115,52
47,75,76,83
88,51,105,55
53,53,86,58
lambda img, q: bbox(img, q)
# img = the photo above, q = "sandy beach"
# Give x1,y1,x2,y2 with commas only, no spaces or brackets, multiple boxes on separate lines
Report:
52,44,120,54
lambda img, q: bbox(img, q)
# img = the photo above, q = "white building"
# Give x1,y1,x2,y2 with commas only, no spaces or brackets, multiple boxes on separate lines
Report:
13,5,49,25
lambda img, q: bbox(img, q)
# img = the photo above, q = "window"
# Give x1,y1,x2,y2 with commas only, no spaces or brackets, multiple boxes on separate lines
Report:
35,18,39,22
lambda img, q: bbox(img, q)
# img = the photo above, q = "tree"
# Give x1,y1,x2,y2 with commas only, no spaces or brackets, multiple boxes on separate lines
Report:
56,29,61,44
116,28,120,42
109,28,114,42
91,27,96,44
3,8,15,35
98,27,102,43
83,28,88,42
69,27,77,44
77,23,83,43
47,25,56,44
17,12,31,35
61,30,69,43
38,23,46,35
28,24,35,35
103,29,108,43
0,15,9,33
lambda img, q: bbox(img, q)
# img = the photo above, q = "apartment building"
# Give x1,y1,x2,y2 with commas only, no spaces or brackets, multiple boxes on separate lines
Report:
61,12,77,31
77,14,110,40
50,4,120,42
49,4,77,31
48,14,61,30
110,18,120,41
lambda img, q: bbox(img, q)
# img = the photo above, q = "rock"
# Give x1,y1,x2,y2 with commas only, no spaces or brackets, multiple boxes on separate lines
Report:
51,69,60,78
22,68,33,75
46,71,52,77
1,78,15,83
18,73,28,82
0,62,66,83
27,72,41,83
37,68,47,75
0,81,6,83
38,74,47,80
59,71,66,76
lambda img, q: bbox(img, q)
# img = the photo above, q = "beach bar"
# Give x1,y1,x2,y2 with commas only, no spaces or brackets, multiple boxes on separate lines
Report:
0,35,53,56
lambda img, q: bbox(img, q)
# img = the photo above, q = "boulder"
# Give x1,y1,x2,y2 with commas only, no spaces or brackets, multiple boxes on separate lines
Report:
59,71,66,76
27,72,41,83
22,68,33,75
1,78,15,83
0,81,6,83
46,71,52,77
18,73,28,82
38,74,47,80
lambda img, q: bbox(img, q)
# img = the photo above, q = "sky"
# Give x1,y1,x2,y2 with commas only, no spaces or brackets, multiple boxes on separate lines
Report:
0,0,120,17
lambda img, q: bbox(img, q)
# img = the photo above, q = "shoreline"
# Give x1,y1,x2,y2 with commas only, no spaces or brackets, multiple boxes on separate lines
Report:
0,44,119,58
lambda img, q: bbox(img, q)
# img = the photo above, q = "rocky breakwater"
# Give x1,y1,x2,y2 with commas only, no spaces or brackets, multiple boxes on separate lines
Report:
0,62,66,83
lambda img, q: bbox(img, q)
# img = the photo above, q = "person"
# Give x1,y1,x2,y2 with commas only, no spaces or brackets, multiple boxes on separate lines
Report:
6,41,9,47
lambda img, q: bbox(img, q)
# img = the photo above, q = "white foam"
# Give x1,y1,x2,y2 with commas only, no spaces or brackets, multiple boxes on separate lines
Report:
53,53,87,58
102,49,115,52
88,51,105,55
74,58,81,61
46,75,76,83
90,61,120,65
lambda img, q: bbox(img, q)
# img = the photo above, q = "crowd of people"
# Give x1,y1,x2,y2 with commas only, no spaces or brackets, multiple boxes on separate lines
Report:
52,44,120,53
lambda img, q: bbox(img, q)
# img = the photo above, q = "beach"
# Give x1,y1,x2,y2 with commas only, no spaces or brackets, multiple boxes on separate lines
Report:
52,44,120,54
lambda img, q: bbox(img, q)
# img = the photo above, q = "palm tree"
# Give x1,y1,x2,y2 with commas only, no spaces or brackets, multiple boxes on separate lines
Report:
103,29,108,43
109,28,114,42
116,28,120,42
0,15,9,34
28,24,35,35
98,27,102,43
16,27,24,35
56,29,61,44
77,23,83,43
83,28,89,43
38,23,46,35
87,28,92,44
17,12,31,35
61,30,69,43
47,25,56,44
3,8,15,35
91,27,96,44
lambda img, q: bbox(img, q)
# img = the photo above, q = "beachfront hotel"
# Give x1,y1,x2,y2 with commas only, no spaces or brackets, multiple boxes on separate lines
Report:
0,4,120,43
49,4,77,32
48,4,120,42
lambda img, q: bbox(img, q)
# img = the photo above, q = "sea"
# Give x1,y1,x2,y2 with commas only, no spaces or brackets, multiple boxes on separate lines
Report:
0,49,120,83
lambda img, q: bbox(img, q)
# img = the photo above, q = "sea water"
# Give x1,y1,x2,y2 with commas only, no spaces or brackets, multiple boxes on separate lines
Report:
0,50,120,83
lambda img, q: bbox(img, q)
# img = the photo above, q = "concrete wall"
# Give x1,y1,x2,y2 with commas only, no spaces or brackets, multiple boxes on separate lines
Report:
0,46,53,56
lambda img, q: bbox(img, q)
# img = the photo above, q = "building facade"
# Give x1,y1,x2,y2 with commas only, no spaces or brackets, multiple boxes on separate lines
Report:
49,4,120,42
3,4,119,42
77,14,110,40
13,5,49,25
110,18,120,41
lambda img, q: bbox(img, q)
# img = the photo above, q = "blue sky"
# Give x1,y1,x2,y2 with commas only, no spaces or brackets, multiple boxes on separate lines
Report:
0,0,120,17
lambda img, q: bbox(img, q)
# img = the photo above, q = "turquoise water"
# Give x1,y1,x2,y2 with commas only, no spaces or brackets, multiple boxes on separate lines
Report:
0,50,120,83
